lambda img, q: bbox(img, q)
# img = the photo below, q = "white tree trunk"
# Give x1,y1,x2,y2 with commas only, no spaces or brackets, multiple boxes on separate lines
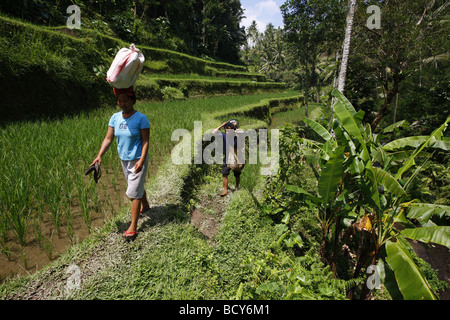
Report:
336,0,357,94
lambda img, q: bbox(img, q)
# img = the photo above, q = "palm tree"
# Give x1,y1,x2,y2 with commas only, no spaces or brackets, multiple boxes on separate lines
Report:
273,28,286,69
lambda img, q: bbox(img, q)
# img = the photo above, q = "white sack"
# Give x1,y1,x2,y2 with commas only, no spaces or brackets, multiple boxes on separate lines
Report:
107,43,145,89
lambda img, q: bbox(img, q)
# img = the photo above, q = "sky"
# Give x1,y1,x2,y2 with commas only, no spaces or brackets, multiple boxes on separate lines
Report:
240,0,285,33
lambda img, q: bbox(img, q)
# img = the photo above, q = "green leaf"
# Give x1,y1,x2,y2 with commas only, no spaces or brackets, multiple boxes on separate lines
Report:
298,138,330,160
304,118,333,141
318,147,344,204
284,184,322,205
385,241,437,300
393,118,449,179
349,157,364,174
364,162,382,216
256,282,280,294
332,91,382,216
333,100,364,146
281,212,290,224
318,283,335,297
383,136,450,152
381,120,410,134
354,110,365,126
373,167,406,197
405,203,450,223
431,138,450,151
400,226,450,247
332,89,357,115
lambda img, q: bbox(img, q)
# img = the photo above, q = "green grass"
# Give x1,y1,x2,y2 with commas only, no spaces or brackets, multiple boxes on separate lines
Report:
270,102,324,129
142,73,255,82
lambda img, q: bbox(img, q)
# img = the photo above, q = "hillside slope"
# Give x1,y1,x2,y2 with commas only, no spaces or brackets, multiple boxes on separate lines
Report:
0,15,285,123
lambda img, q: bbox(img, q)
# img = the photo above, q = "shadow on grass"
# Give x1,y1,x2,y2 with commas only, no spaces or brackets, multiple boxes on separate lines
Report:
115,203,190,235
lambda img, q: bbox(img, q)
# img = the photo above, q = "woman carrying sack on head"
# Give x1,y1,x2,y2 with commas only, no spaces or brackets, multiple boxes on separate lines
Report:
90,86,150,241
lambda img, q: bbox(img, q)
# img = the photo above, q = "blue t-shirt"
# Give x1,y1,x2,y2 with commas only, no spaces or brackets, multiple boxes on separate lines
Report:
108,111,150,161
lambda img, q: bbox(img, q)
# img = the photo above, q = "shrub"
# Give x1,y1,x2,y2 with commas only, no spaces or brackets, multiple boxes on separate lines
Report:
161,86,185,100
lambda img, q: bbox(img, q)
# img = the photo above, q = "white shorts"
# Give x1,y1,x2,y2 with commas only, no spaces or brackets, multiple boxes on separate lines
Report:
121,157,148,199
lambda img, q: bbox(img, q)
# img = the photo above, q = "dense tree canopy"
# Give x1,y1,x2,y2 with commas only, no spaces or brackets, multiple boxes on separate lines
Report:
0,0,246,64
241,0,448,133
281,0,346,115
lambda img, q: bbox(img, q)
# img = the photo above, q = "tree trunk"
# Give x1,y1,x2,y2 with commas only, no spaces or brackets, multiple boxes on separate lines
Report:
336,0,357,94
371,79,399,131
320,227,327,265
393,92,399,123
330,216,341,277
304,62,310,117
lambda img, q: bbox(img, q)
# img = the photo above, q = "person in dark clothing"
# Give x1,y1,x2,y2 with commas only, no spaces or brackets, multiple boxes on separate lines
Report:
212,120,242,197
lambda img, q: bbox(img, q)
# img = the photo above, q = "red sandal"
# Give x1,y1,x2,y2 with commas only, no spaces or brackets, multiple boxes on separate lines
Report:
123,230,137,240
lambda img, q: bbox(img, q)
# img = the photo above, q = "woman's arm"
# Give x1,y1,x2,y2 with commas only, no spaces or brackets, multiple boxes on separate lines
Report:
212,121,227,135
91,126,114,166
134,128,150,173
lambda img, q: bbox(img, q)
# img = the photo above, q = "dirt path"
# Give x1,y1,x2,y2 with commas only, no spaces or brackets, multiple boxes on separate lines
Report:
189,179,235,245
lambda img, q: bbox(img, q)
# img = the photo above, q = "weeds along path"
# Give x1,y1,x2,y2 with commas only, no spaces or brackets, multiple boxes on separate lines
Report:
0,92,306,299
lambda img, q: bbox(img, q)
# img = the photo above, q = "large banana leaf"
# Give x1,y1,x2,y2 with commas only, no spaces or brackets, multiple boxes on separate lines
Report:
373,167,406,197
332,90,364,146
385,240,437,300
381,120,410,134
332,89,357,115
303,118,333,142
393,117,449,179
383,136,450,152
400,226,450,247
318,147,344,204
284,184,322,206
404,203,450,223
332,90,381,215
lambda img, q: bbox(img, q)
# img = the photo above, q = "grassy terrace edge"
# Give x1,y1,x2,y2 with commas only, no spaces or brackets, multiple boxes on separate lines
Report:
0,14,248,76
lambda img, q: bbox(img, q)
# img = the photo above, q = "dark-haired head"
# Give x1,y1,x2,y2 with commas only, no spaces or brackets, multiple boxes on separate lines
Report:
122,90,136,104
113,86,136,103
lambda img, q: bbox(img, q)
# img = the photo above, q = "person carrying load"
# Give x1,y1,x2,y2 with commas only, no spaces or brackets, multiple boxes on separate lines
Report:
212,119,245,197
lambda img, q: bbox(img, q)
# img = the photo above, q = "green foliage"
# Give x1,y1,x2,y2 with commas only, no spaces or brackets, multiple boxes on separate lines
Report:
0,16,113,122
409,161,450,206
281,0,346,108
385,240,437,300
161,86,185,101
274,90,449,299
243,249,347,300
397,71,450,135
136,77,286,101
0,15,262,122
348,0,449,130
0,0,247,64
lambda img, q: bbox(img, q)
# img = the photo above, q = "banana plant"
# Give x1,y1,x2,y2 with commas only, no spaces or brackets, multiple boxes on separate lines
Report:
285,89,450,299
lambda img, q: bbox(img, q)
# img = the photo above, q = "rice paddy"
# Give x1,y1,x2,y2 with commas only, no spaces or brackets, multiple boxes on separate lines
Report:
0,90,301,278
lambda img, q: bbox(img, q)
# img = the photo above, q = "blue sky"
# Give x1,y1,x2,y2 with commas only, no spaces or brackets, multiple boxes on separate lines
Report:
240,0,285,32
